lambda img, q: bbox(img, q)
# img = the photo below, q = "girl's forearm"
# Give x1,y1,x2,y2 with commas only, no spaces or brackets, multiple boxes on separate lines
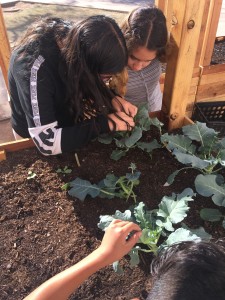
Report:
24,248,108,300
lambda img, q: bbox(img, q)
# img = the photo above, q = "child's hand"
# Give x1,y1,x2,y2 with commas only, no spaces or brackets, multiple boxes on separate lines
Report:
112,96,137,118
97,219,142,265
108,112,135,131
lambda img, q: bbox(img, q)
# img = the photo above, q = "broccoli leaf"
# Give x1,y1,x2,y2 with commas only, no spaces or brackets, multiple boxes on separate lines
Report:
195,174,225,206
200,208,223,222
172,149,210,169
137,139,161,153
68,178,100,201
163,228,200,247
161,133,195,154
156,191,194,231
124,127,142,148
110,149,127,161
182,121,217,147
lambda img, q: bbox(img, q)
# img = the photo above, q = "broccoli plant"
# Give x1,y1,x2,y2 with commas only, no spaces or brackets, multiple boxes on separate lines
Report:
161,122,225,227
98,105,162,160
64,163,140,202
161,122,225,186
98,188,211,273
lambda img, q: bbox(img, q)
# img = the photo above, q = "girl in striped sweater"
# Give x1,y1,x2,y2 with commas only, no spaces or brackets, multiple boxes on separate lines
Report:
111,6,169,119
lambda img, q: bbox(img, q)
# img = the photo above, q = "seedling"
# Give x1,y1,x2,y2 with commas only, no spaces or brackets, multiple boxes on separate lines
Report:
56,166,72,175
27,170,37,180
65,163,140,202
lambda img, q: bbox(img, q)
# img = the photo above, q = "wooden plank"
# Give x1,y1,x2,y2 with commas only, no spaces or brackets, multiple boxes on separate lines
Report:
0,150,6,161
194,0,211,67
197,96,225,103
0,5,11,91
202,63,225,74
200,71,225,85
162,0,205,130
196,81,225,100
202,0,223,66
0,139,35,152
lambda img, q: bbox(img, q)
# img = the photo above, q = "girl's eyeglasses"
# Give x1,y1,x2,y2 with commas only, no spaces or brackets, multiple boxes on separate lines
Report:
100,74,113,84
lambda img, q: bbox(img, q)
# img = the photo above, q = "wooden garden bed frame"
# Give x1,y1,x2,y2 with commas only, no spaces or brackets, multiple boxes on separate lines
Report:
156,0,225,129
0,0,224,160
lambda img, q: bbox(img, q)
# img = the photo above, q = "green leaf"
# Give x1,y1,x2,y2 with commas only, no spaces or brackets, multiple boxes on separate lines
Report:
61,183,70,191
68,178,100,201
137,139,161,153
181,223,212,240
165,170,180,185
135,104,149,123
182,122,217,147
64,167,72,174
161,133,195,154
139,228,160,249
103,174,118,188
156,191,193,231
98,134,113,144
98,209,133,231
173,149,210,169
126,171,141,182
195,174,225,206
98,215,115,230
124,127,142,148
163,228,200,247
200,208,223,222
149,117,164,129
134,202,149,229
110,149,127,161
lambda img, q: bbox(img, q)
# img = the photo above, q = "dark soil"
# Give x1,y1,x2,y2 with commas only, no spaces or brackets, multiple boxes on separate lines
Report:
1,129,225,300
211,38,225,65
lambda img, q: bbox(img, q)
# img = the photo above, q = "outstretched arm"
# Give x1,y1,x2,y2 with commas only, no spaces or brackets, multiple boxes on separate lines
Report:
24,220,142,300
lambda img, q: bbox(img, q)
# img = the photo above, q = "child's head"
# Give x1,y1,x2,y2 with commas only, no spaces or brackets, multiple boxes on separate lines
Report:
147,240,225,300
62,15,128,118
121,6,168,71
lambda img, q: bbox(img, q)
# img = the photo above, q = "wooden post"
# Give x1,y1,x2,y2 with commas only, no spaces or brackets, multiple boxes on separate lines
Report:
0,5,11,91
201,0,222,66
161,0,205,130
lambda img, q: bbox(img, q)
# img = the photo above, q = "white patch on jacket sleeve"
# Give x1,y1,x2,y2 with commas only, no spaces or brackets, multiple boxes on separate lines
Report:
28,121,62,155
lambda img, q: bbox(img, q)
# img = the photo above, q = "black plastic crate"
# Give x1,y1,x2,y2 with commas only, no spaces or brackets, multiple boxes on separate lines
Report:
192,101,225,136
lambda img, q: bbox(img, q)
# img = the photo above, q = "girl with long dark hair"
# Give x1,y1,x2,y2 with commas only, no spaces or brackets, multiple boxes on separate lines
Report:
9,15,137,155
